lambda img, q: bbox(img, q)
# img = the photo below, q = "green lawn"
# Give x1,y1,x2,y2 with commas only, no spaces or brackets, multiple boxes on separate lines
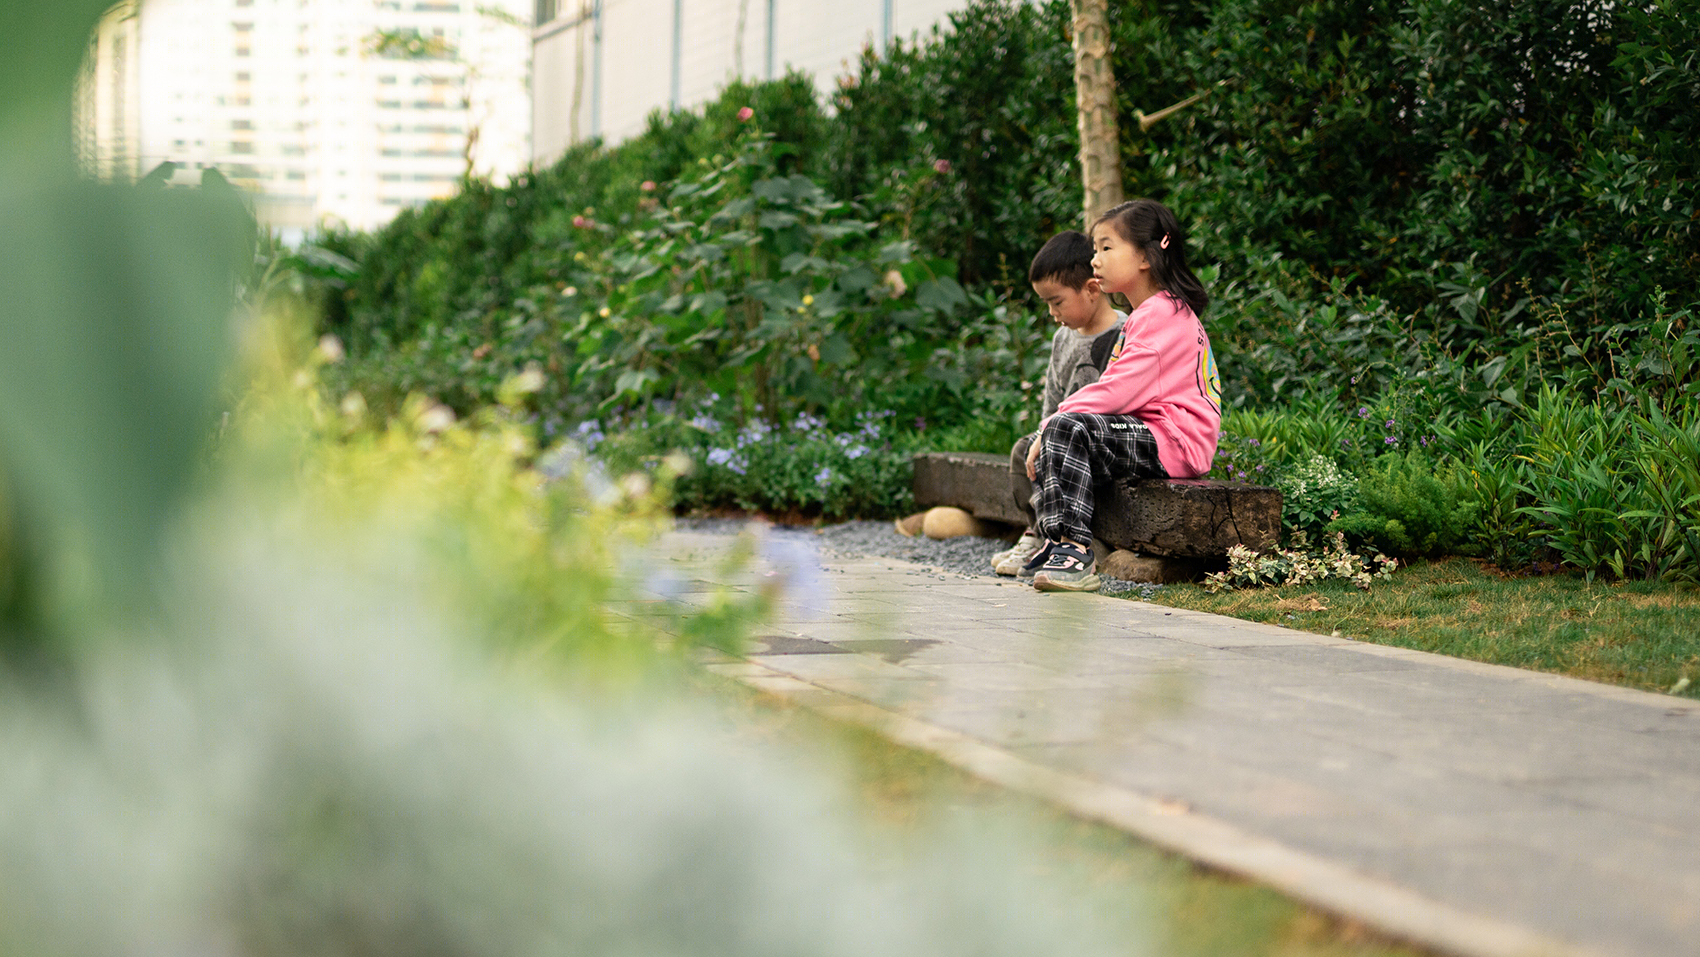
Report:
1142,558,1700,698
716,681,1432,957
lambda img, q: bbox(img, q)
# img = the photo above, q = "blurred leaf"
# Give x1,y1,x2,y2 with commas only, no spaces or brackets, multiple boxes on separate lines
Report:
0,3,110,171
915,277,969,313
0,182,244,612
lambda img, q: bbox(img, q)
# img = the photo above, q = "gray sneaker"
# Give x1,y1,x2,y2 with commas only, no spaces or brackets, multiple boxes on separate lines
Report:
1031,542,1100,592
991,531,1044,576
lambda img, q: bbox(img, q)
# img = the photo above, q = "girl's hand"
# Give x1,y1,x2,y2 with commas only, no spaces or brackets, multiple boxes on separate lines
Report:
1025,434,1041,481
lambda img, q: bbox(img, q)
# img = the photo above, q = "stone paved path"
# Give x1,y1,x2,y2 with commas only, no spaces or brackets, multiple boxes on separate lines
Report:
626,530,1700,957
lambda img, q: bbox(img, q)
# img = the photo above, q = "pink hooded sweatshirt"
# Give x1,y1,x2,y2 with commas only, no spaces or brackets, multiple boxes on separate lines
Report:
1041,291,1221,478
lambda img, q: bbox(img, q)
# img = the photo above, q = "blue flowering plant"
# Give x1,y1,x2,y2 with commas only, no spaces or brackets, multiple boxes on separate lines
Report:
587,401,914,520
684,408,913,519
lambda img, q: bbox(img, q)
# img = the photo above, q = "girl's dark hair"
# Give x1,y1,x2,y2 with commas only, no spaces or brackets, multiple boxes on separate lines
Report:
1093,199,1209,318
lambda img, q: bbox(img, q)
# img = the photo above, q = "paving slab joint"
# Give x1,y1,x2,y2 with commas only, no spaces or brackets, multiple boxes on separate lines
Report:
717,658,1614,957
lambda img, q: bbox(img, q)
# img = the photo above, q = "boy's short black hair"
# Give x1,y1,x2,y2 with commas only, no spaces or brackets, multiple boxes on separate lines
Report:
1027,230,1095,289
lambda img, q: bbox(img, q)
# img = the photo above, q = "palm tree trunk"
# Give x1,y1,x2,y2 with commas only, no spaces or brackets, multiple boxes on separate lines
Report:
1070,0,1123,228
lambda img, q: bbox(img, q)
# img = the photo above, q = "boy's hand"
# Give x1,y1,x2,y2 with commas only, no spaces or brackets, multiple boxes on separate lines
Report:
1025,434,1041,481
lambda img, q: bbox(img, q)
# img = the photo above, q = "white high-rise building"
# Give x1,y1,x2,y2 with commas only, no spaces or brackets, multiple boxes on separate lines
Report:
75,1,144,183
80,0,532,235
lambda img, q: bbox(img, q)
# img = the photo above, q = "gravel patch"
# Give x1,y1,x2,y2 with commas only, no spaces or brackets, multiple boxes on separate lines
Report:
674,517,1162,598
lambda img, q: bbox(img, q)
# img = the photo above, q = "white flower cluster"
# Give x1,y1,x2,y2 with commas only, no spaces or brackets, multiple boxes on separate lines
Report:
1204,531,1398,593
1284,454,1356,505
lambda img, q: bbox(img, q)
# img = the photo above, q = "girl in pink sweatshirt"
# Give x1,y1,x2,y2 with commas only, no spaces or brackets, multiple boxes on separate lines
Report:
1020,199,1221,592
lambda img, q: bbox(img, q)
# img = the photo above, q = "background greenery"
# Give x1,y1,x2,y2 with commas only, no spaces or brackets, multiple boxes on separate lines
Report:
307,0,1698,580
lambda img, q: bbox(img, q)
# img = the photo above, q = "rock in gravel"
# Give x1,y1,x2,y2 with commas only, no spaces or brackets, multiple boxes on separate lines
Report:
1098,550,1205,584
920,506,995,540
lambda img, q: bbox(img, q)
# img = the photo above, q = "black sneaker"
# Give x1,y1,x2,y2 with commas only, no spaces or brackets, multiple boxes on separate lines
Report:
1016,541,1055,581
1031,542,1101,592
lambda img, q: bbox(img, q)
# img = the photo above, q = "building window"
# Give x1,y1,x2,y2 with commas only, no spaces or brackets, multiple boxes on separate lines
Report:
230,141,254,154
231,119,254,130
381,147,460,158
535,0,555,24
235,72,250,82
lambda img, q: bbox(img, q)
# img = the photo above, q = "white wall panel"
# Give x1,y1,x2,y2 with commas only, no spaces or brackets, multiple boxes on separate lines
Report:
533,0,984,166
771,0,882,86
892,0,970,42
678,0,740,108
599,0,675,140
532,15,586,162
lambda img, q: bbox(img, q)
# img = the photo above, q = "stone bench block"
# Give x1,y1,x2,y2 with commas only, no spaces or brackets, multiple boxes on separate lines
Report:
912,452,1280,558
911,451,1027,527
1094,478,1280,558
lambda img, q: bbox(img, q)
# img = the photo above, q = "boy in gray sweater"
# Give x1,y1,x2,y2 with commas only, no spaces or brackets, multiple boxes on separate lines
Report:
990,231,1124,576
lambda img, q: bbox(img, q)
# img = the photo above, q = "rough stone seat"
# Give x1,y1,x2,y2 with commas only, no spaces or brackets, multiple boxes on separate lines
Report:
911,451,1280,559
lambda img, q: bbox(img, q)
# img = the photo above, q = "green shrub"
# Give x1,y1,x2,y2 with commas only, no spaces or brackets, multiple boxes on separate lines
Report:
580,132,972,423
1627,402,1700,584
1328,452,1475,559
1278,454,1360,545
328,74,828,362
1512,390,1700,582
1448,437,1538,570
825,0,1077,288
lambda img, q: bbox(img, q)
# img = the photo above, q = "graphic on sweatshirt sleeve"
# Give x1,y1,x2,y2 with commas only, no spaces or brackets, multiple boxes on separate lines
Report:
1197,336,1221,411
1107,331,1125,365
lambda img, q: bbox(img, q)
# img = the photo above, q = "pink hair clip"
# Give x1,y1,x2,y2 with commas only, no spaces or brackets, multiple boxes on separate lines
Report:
1159,234,1171,250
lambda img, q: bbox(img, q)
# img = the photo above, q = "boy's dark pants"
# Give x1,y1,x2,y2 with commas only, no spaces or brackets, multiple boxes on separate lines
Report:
1031,412,1167,547
1009,433,1039,531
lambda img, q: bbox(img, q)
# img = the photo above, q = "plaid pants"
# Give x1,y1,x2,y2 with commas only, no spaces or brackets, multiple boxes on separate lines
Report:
1033,412,1167,546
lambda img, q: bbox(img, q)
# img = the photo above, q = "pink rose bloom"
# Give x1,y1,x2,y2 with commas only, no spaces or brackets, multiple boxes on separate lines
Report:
736,106,754,122
572,214,590,228
640,180,656,192
933,159,952,174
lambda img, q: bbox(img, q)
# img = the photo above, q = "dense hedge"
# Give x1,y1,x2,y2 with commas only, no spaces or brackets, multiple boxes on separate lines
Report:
329,74,825,358
829,0,1700,405
325,0,1698,415
309,0,1700,564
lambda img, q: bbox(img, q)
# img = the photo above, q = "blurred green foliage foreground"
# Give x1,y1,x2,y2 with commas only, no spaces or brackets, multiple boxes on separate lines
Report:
0,9,1143,956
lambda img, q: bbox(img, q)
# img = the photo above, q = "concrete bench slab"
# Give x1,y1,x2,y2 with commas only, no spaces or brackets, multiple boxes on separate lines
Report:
912,451,1280,558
